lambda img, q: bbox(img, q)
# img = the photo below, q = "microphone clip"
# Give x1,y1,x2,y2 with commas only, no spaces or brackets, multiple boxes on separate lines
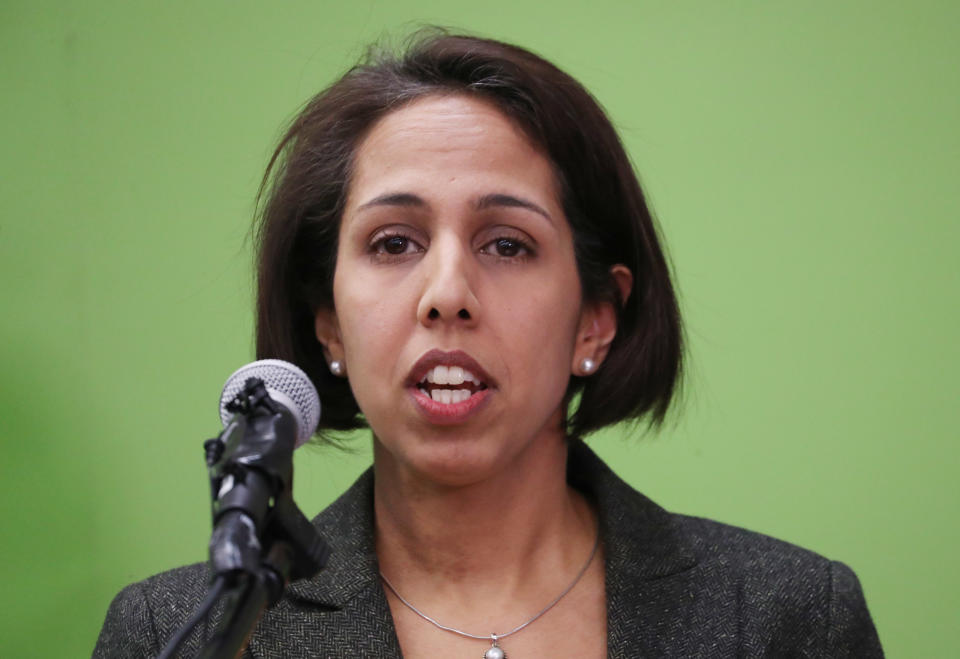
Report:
223,377,281,418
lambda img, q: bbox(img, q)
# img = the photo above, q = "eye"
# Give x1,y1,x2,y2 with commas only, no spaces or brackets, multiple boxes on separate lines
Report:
479,235,533,259
369,231,424,260
382,235,410,254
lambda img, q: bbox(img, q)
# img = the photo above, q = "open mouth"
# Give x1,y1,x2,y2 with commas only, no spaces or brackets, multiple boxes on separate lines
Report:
416,365,489,405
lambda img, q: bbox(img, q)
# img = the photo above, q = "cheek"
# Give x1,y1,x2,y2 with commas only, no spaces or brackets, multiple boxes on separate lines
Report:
495,283,581,389
339,300,402,363
338,308,402,420
334,270,415,389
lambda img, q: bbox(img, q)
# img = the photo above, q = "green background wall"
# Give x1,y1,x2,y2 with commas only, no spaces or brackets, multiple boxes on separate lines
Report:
2,1,957,656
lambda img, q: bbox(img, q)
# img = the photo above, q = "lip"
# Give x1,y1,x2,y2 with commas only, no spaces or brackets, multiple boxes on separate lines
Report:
405,349,496,425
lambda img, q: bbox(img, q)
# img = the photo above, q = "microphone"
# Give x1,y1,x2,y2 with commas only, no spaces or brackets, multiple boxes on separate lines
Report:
207,359,327,580
219,359,321,448
158,360,329,659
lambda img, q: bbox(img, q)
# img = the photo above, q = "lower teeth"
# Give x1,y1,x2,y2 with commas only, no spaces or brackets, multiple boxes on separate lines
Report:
426,388,472,404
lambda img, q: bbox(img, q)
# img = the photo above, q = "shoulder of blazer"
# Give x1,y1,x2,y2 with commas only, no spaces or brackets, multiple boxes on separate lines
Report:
568,441,882,657
93,562,211,658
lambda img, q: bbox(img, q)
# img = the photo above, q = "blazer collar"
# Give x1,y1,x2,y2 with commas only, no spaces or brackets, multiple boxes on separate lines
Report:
285,467,380,607
286,440,698,608
568,439,698,581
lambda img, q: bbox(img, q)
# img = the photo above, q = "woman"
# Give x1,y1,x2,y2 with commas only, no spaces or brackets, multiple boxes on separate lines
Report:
94,32,882,657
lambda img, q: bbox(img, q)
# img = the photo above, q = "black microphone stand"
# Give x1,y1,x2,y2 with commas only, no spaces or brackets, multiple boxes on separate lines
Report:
159,378,329,659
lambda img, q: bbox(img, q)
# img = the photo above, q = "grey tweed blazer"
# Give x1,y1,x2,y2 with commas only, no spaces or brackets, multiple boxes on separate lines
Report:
93,442,882,657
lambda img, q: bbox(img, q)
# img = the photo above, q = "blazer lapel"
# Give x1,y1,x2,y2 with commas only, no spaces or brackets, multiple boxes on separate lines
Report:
247,469,404,658
569,441,738,657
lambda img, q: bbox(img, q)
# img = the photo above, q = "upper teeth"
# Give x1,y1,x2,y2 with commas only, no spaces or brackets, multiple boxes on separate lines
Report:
421,365,481,386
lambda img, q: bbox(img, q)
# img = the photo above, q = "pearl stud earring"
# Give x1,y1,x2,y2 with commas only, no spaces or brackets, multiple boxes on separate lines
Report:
329,360,345,376
580,358,596,375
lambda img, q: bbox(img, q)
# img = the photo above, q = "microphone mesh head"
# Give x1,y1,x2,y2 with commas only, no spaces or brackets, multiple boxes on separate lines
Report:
219,359,321,447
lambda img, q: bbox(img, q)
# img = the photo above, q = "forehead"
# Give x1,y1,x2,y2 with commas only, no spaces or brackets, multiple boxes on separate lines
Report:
346,94,561,210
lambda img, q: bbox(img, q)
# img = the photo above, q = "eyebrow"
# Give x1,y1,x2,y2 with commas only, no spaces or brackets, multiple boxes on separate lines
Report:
475,193,553,224
357,192,427,211
357,191,553,224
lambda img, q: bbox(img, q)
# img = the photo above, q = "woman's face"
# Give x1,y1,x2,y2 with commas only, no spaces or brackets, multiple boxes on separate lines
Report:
317,94,604,486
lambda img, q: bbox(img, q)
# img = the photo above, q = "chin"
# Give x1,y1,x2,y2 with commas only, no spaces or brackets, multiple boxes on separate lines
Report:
372,412,568,488
372,430,510,488
408,443,507,488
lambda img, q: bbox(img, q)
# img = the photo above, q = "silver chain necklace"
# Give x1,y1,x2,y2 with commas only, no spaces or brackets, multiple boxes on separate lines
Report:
380,527,600,659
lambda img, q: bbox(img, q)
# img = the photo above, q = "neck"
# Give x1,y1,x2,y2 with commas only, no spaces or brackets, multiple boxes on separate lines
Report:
372,432,597,612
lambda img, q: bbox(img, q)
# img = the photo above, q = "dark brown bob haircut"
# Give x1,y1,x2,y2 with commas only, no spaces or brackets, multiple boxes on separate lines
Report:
255,30,683,441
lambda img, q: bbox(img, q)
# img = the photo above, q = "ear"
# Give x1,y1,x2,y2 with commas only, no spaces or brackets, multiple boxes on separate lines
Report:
572,265,633,373
313,307,344,364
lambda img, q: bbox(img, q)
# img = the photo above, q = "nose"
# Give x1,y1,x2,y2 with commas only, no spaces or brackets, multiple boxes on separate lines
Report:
416,235,480,328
